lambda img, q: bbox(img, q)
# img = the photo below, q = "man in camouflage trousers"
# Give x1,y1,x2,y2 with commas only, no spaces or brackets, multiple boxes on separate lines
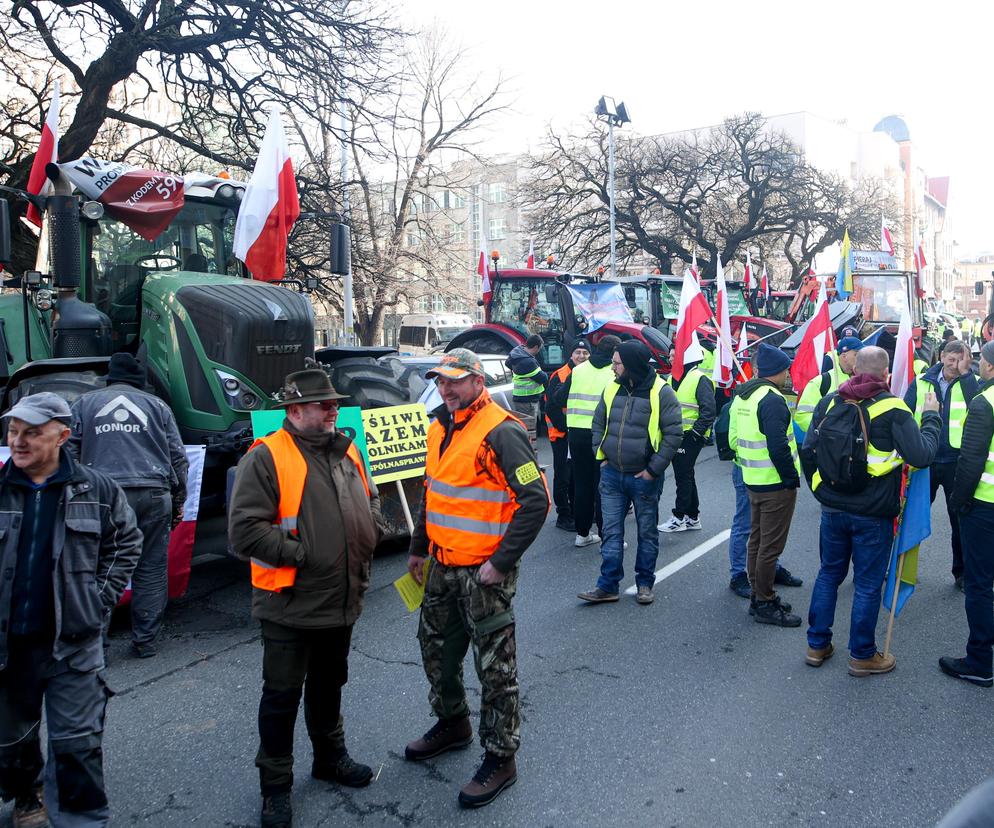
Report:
404,349,549,809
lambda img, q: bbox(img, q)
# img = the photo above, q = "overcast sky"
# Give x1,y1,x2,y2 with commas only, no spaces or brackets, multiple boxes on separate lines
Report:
401,0,992,257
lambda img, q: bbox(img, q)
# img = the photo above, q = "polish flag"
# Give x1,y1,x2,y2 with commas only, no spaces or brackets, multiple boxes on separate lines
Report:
233,110,300,282
527,239,535,269
25,80,61,227
790,276,835,395
913,229,927,299
479,229,492,305
711,254,734,387
671,270,713,381
690,250,700,282
880,217,895,256
890,295,915,399
760,264,770,302
743,250,754,291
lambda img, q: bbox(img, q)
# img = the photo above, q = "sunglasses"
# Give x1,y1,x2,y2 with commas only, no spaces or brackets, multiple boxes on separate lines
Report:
309,400,340,411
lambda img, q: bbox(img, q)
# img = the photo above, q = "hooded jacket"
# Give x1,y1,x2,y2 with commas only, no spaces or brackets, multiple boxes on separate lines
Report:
228,419,383,628
903,362,979,463
950,377,994,512
551,348,613,415
802,373,941,518
591,341,682,477
505,344,549,399
733,377,800,491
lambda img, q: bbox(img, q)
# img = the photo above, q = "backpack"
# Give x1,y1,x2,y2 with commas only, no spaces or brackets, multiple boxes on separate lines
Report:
812,398,871,493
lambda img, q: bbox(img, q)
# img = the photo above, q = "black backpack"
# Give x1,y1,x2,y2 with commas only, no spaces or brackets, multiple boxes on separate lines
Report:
812,398,871,493
714,398,735,461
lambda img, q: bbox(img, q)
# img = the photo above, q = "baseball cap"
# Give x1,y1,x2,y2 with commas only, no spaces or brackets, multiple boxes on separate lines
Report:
837,337,864,354
425,348,485,380
2,392,72,426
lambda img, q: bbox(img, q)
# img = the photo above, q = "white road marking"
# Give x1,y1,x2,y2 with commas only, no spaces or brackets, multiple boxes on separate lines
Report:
623,529,731,594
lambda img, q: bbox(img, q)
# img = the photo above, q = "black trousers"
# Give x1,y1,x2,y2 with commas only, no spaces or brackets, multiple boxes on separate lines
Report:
256,621,353,795
671,434,703,520
959,503,994,674
550,436,574,519
930,461,964,578
568,427,601,537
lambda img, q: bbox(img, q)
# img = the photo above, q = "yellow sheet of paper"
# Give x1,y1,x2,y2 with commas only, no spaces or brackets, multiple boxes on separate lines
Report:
394,559,429,612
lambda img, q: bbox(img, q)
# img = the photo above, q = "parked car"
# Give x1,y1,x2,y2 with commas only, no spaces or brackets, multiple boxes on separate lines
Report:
378,353,518,413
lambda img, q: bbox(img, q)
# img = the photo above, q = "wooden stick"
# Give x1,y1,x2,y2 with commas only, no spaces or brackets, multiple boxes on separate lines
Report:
395,479,415,535
882,548,906,659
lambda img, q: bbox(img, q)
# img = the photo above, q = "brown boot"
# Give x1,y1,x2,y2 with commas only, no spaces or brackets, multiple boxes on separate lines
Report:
458,752,517,809
805,643,834,667
14,786,49,828
404,716,473,761
848,651,896,677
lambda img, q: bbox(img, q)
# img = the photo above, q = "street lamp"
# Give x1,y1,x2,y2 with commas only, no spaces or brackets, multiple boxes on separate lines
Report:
594,95,631,279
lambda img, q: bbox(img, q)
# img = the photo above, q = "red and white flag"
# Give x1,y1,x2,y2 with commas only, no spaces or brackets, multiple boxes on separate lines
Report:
671,270,712,381
233,110,300,282
880,217,895,256
711,254,734,387
690,250,700,282
479,229,492,305
890,295,915,399
913,228,927,299
527,239,535,269
25,80,60,227
743,250,754,291
760,264,770,302
790,276,835,394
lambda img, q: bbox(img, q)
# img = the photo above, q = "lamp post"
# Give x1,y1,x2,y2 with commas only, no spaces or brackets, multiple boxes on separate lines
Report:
594,96,631,279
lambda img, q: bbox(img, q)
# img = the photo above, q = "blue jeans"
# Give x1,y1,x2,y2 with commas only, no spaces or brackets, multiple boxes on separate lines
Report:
728,463,784,581
597,464,662,593
806,510,894,659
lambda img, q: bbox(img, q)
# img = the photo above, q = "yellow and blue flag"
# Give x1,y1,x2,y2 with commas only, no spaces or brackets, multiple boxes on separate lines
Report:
836,228,854,299
882,467,931,617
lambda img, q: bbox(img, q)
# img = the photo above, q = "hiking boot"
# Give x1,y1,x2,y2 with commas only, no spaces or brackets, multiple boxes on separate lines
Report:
131,641,158,659
260,792,292,828
657,516,687,533
574,533,600,547
555,516,576,533
753,597,801,627
405,716,473,761
13,787,48,828
577,587,619,604
938,656,993,688
458,752,517,809
683,517,702,530
729,573,751,598
749,596,791,616
636,585,654,605
312,750,373,787
774,566,803,587
848,652,896,677
805,643,835,667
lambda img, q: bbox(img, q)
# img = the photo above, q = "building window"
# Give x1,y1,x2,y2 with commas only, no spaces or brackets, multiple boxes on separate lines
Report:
432,294,446,312
472,226,481,248
449,222,466,243
489,217,507,240
406,229,420,247
450,190,466,209
489,182,506,204
416,295,430,313
441,190,451,210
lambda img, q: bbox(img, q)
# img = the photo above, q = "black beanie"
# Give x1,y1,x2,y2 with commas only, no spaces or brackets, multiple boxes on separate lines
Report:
106,352,146,388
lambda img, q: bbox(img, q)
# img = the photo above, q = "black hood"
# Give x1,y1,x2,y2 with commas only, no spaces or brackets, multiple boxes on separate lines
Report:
617,340,653,389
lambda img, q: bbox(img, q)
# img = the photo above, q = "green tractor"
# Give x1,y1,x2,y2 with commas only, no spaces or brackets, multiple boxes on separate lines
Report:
0,168,316,512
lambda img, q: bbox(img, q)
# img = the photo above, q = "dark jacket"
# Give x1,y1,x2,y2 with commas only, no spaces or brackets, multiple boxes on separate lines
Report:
228,420,383,628
0,450,142,672
802,375,941,518
591,345,682,477
69,383,188,504
409,393,549,574
544,361,574,434
735,377,800,491
671,362,717,439
950,377,994,512
505,345,548,398
551,349,613,414
904,364,979,463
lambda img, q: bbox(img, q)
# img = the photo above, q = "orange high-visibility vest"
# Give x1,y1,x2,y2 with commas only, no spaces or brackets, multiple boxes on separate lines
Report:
425,396,534,567
544,362,572,441
248,428,370,592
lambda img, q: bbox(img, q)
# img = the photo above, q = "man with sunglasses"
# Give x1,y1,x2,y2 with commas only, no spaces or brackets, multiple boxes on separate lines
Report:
229,367,383,828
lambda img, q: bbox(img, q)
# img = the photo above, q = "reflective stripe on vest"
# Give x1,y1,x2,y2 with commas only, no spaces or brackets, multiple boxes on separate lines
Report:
973,387,994,503
566,361,614,429
728,385,800,486
425,394,543,566
512,365,543,397
247,429,370,593
811,396,910,491
915,376,968,448
595,376,666,460
794,370,839,434
545,363,572,441
670,368,710,435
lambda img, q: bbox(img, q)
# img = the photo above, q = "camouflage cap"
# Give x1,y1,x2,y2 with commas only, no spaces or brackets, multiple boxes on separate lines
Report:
425,348,485,380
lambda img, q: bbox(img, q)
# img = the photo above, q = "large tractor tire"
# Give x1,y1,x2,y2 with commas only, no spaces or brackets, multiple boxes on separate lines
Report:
445,329,515,356
323,357,410,410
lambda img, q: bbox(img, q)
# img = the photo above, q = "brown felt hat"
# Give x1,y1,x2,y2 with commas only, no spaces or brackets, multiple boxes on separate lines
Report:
274,369,348,407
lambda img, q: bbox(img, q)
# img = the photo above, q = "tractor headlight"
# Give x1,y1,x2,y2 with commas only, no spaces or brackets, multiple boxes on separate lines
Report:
214,369,263,411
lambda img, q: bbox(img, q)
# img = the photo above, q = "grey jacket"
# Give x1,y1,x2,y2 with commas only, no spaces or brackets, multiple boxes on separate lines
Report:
69,383,188,502
592,377,683,477
0,451,142,672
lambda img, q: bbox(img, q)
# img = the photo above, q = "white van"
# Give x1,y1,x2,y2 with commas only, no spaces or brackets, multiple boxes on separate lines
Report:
397,313,473,354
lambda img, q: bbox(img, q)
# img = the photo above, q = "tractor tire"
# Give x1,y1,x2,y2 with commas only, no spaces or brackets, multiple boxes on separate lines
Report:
324,357,411,410
446,331,513,356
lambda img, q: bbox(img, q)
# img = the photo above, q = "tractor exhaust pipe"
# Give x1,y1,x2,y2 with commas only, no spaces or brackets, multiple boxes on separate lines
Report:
44,162,81,291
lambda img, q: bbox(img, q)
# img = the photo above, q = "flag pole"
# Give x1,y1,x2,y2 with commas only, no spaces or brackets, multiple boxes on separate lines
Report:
882,547,906,659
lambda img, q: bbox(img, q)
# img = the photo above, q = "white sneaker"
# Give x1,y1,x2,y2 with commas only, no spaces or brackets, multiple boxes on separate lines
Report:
575,533,601,547
684,517,703,531
658,516,687,533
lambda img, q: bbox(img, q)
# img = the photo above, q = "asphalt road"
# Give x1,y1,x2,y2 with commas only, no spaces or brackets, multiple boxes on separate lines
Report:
5,444,992,827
